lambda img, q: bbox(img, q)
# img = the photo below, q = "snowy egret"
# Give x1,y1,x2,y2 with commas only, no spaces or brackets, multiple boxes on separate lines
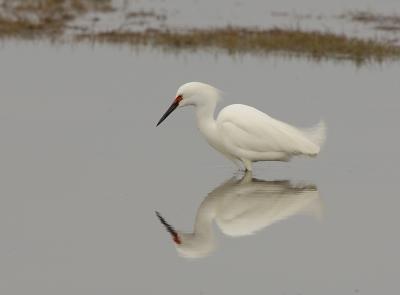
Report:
155,172,321,258
157,82,326,171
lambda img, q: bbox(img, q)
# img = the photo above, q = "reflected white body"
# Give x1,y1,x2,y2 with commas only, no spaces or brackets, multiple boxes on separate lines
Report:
160,172,322,258
175,82,326,171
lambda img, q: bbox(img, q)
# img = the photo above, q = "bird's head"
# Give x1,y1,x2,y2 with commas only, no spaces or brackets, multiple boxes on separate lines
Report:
155,211,216,258
156,82,220,126
155,211,183,245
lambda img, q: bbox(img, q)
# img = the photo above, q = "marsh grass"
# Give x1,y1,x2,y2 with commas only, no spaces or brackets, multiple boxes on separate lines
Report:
7,0,113,13
1,2,400,64
0,15,61,38
345,11,400,24
343,11,400,32
125,10,167,21
0,0,112,38
375,25,400,32
76,27,400,63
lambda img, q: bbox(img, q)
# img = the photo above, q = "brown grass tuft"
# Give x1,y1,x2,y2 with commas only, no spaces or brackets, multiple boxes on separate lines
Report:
345,11,400,24
76,27,400,63
0,0,113,38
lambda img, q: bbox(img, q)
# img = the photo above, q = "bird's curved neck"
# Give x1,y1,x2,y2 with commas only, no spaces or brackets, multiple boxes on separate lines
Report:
193,195,218,237
195,100,218,138
195,100,217,123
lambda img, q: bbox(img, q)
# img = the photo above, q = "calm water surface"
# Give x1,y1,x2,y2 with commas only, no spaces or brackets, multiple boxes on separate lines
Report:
74,0,400,44
0,43,399,294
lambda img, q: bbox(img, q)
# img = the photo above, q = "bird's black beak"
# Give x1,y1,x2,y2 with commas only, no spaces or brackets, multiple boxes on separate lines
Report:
156,95,183,126
155,211,181,244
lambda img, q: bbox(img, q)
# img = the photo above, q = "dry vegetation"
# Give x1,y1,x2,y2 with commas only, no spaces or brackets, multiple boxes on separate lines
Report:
125,10,167,21
0,0,112,38
1,2,400,63
345,11,400,24
343,11,400,32
76,27,400,63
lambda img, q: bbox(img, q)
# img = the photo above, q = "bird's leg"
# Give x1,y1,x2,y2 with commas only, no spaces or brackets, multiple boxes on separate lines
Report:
239,170,253,184
242,159,253,172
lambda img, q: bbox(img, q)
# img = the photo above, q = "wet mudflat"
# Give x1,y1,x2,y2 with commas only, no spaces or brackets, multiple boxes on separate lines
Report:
0,42,399,294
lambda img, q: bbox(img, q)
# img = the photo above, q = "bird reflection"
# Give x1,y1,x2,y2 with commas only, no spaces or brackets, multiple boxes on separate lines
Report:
156,172,322,259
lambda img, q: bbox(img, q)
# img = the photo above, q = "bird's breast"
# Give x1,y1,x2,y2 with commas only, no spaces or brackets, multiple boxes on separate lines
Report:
197,121,228,155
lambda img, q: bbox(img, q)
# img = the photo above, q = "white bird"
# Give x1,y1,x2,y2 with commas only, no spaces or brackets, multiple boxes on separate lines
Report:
156,172,322,258
157,82,326,171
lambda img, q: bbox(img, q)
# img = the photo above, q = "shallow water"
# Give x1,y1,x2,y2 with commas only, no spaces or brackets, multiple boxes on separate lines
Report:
1,42,400,294
71,0,400,45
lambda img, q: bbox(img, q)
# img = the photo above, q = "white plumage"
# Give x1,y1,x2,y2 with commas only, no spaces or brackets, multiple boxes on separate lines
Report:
157,82,326,171
156,172,322,258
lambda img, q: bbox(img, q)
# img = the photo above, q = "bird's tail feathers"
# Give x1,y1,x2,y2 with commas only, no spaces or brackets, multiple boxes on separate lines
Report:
301,120,326,149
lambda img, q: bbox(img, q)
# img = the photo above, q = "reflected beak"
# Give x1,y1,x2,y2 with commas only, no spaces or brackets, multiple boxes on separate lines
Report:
156,95,183,126
155,211,181,244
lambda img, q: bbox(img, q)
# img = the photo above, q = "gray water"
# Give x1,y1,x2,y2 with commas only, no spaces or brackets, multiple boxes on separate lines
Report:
62,0,400,46
1,42,400,294
74,0,400,44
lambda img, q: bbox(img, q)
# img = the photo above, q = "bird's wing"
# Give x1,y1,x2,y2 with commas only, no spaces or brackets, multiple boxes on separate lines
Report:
217,104,319,156
216,182,321,236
